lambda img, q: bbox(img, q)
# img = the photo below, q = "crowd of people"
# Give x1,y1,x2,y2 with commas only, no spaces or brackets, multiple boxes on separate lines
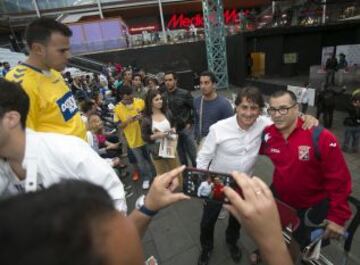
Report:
0,16,358,265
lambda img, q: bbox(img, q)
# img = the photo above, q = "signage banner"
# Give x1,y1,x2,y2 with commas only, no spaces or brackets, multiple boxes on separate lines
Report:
166,9,257,29
287,85,316,107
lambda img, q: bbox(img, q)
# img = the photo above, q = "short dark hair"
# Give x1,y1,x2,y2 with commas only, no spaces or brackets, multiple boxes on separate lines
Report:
25,18,72,48
235,86,265,108
0,79,29,128
132,73,142,80
0,180,115,265
164,71,177,80
120,85,133,96
80,100,95,114
144,88,167,116
270,90,297,104
199,71,217,83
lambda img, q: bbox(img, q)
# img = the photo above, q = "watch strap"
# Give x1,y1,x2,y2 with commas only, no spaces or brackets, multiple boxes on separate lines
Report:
139,205,158,217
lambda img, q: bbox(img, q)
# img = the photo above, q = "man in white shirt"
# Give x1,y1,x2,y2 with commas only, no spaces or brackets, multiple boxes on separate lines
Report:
0,79,127,213
197,176,213,198
197,86,270,265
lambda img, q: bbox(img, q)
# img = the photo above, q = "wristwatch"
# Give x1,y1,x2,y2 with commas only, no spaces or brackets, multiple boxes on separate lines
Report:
135,195,158,217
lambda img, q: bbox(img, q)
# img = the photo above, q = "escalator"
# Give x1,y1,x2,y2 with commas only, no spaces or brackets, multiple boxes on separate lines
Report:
67,56,105,74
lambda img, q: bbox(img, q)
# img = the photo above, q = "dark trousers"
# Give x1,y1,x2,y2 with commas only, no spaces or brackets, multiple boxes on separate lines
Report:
200,200,241,251
301,103,308,114
323,107,334,128
326,70,336,86
343,126,360,152
177,127,197,167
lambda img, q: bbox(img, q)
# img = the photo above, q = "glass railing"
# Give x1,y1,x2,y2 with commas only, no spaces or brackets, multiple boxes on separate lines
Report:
0,0,96,14
1,0,35,14
37,0,95,10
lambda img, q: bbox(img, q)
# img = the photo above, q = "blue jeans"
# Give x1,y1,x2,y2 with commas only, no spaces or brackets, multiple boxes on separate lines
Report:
177,126,197,167
343,126,360,152
131,146,153,181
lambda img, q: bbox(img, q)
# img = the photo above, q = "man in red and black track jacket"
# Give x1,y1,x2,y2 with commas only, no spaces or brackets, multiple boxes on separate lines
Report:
260,90,352,248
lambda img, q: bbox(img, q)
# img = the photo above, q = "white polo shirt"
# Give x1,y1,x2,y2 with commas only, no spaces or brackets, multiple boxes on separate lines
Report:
197,115,272,175
0,129,127,213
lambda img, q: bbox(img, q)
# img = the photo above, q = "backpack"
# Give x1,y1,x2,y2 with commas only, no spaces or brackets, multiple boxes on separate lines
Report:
261,126,323,160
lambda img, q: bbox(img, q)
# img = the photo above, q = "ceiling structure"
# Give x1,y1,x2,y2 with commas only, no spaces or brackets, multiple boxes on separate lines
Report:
0,0,270,31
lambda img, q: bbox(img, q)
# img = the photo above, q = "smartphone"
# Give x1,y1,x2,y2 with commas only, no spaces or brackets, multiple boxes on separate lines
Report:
183,167,239,204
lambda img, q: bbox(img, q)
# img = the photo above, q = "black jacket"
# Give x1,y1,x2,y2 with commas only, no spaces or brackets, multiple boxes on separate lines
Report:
343,105,360,127
162,88,194,130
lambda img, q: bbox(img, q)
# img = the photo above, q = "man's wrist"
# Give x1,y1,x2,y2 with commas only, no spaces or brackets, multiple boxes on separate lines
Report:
136,195,158,217
144,196,158,213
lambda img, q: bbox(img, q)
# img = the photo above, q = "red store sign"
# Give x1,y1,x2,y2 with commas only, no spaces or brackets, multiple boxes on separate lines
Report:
167,9,242,29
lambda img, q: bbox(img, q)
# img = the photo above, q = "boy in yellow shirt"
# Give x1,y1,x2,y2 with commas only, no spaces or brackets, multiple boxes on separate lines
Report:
114,86,153,189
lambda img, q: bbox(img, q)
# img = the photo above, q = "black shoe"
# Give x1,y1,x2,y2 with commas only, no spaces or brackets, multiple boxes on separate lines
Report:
227,244,242,263
198,249,212,265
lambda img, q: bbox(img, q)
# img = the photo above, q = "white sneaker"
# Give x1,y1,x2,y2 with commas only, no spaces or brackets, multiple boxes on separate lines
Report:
142,180,150,190
218,208,227,220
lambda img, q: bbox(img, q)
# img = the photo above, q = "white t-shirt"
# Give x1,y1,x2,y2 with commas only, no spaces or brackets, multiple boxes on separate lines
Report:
152,118,171,143
0,129,127,213
298,88,309,104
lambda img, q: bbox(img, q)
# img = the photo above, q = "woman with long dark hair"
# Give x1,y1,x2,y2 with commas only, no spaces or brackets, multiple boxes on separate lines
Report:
141,89,181,184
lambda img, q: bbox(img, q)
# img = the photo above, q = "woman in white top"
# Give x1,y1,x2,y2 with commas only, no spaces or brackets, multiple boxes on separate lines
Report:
141,89,181,185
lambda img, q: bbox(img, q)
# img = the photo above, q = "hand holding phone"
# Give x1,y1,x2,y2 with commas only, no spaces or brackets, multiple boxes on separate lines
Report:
183,167,238,204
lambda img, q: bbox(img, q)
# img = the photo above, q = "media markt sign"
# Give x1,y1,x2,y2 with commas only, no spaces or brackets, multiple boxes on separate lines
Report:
167,9,240,29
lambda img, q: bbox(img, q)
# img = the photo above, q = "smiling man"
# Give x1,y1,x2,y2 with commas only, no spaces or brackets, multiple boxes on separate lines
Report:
260,90,352,249
196,87,271,265
6,18,86,139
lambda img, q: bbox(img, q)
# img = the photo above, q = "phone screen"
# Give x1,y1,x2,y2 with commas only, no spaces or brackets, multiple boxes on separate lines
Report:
183,167,238,203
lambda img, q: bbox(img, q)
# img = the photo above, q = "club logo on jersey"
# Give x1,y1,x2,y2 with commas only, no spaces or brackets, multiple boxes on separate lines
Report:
56,92,78,121
270,148,280,154
329,142,337,148
298,145,311,161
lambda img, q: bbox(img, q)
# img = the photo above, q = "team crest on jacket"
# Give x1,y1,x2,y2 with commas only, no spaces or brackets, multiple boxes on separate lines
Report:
298,145,311,161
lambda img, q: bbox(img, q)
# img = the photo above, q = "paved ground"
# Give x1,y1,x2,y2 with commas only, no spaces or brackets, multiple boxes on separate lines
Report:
123,87,360,265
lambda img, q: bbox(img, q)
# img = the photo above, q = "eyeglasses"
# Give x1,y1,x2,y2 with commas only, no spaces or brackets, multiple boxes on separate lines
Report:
267,103,297,115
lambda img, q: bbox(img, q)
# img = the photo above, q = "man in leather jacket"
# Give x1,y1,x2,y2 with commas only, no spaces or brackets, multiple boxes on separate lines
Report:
162,71,197,166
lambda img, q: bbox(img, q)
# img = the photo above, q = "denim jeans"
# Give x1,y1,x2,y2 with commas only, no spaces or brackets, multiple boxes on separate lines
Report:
343,126,360,152
131,145,153,181
177,126,197,167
